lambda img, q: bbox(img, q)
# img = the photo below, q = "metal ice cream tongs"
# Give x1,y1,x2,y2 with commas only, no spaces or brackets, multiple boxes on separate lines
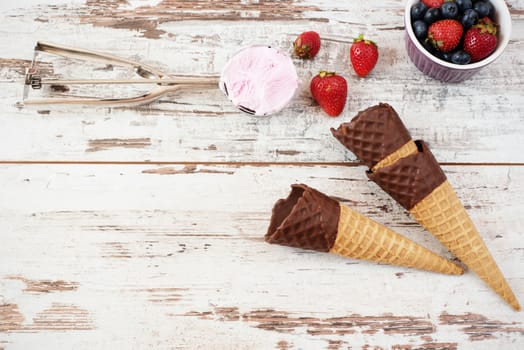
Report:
22,41,219,107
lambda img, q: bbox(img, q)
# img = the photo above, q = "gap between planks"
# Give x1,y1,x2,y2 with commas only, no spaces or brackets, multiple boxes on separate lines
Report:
0,161,524,167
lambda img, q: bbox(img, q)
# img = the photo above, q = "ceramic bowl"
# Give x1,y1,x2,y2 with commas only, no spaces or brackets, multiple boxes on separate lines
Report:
404,0,511,83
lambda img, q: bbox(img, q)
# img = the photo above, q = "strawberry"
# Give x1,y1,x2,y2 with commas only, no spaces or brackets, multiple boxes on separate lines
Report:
349,34,379,77
463,17,498,62
428,19,463,52
310,71,347,117
293,31,321,59
422,0,444,8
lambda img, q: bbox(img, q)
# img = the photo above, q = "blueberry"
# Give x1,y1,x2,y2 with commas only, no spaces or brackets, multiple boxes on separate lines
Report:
441,2,459,19
422,40,447,61
422,40,438,55
473,1,492,17
412,20,428,41
451,50,472,64
424,7,442,24
461,9,479,29
440,51,453,62
411,2,428,21
456,0,473,12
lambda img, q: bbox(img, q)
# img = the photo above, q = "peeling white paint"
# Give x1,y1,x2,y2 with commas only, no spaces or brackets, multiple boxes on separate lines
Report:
0,0,523,349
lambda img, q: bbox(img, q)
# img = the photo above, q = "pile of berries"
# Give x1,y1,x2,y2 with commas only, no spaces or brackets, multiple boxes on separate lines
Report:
293,31,379,117
410,0,499,64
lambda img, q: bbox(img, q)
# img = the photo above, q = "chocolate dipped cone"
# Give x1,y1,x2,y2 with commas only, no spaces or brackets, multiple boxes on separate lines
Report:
265,184,463,275
331,103,520,311
329,103,417,171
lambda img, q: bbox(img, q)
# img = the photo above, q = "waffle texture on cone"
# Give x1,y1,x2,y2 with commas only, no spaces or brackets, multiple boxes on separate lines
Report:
411,181,521,310
372,140,418,172
332,205,464,275
265,184,339,252
266,184,463,274
368,141,446,210
331,103,412,169
331,102,521,310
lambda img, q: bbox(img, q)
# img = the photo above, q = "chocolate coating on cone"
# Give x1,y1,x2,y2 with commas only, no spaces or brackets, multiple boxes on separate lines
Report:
331,103,412,169
368,141,447,210
265,184,339,252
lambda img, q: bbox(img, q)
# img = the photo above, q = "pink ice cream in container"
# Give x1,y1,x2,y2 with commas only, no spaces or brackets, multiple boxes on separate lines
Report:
219,45,299,116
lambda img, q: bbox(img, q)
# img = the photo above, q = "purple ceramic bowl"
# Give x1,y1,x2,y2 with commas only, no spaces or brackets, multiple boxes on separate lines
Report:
405,0,511,83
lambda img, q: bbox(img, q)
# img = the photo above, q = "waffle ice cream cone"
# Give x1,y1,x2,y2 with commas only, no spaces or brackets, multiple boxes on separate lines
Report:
265,184,463,275
330,103,413,169
410,181,520,311
331,103,520,311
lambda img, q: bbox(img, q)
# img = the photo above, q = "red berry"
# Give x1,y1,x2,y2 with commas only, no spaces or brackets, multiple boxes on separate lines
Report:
422,0,444,8
293,31,321,59
349,34,379,77
463,17,498,62
428,19,463,52
310,71,347,117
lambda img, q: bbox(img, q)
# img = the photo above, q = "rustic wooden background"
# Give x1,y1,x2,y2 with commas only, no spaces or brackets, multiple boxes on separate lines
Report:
1,1,523,349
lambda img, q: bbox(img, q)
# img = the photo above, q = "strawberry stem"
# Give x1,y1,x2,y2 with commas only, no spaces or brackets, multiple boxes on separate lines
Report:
319,71,335,78
473,17,498,35
353,33,377,47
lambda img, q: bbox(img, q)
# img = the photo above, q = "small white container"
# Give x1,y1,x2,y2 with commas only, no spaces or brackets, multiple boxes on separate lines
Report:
219,45,298,116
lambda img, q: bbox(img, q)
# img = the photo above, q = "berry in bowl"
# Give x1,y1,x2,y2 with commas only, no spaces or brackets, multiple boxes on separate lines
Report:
405,0,511,83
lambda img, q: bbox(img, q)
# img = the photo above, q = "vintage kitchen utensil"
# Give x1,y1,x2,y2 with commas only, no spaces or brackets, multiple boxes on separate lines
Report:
21,41,219,107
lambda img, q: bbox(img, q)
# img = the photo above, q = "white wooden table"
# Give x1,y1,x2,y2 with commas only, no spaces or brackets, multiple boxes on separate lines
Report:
1,1,523,349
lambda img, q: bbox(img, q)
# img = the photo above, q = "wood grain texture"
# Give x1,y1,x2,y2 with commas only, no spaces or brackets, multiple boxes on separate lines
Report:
5,276,79,294
1,0,523,349
0,164,523,348
0,1,523,163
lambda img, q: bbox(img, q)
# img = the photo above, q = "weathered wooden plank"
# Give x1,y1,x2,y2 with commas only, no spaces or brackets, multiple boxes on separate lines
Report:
0,1,523,163
1,1,523,349
1,164,523,348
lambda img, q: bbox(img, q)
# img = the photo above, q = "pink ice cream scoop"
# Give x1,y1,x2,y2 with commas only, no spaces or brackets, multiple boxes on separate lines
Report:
219,45,298,116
